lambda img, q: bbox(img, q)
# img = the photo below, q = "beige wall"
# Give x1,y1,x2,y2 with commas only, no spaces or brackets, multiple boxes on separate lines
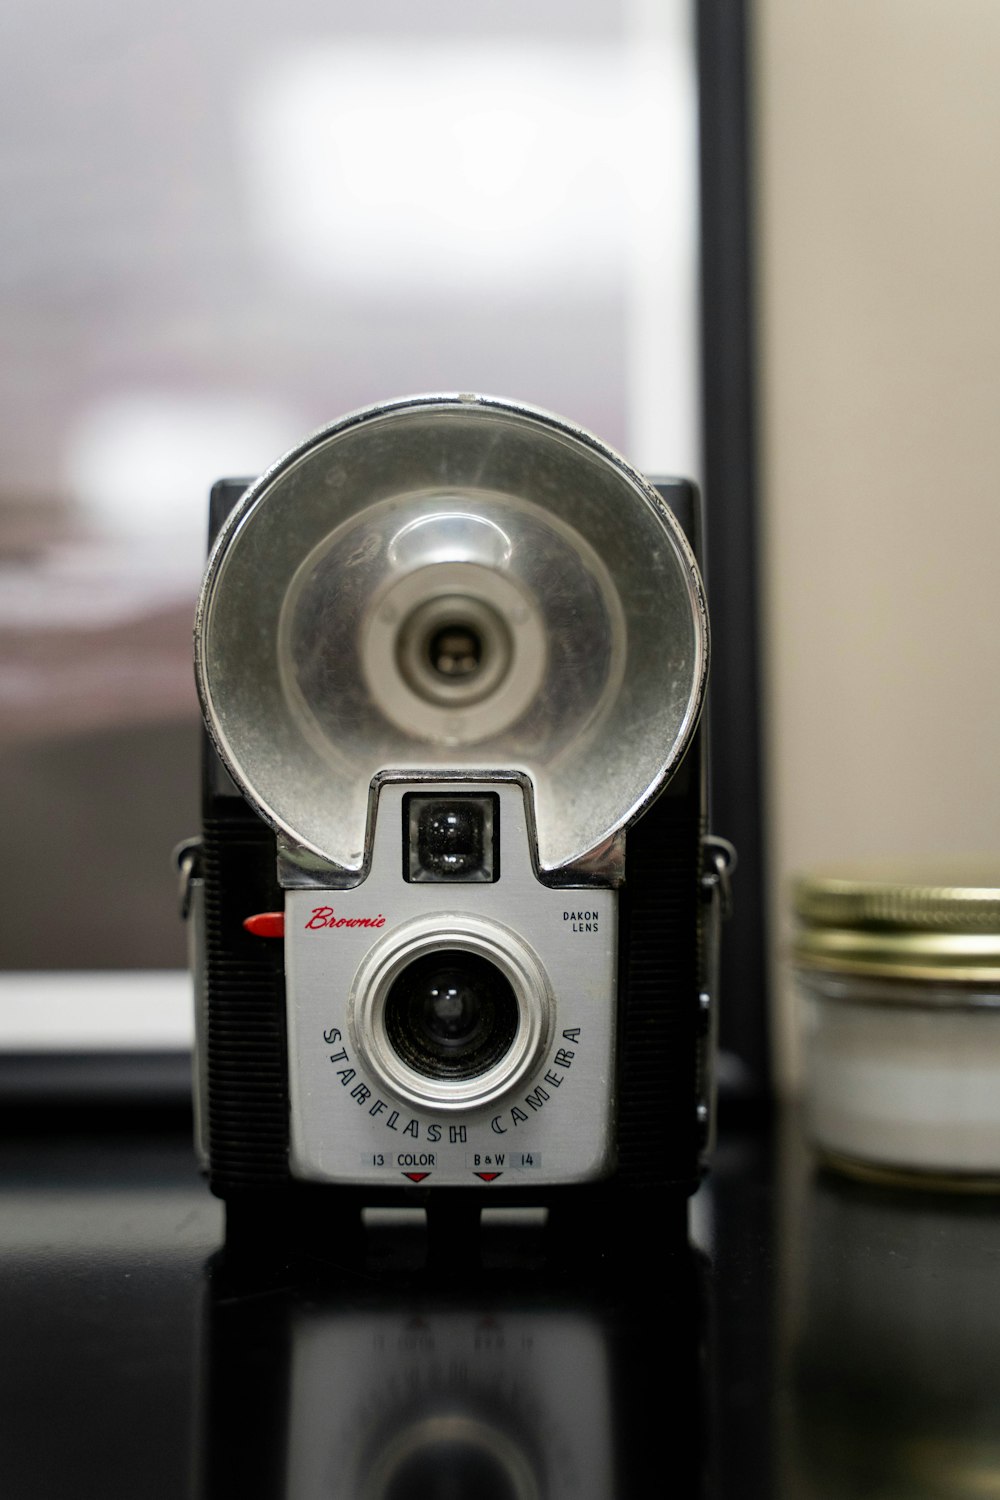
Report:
755,1,1000,1086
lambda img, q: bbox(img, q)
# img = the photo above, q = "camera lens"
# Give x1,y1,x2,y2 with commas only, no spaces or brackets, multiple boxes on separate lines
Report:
384,951,519,1081
352,914,552,1111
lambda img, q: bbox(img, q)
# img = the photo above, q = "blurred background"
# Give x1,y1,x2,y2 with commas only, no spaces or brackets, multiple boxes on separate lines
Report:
1,0,998,1092
755,0,1000,1084
0,0,699,1051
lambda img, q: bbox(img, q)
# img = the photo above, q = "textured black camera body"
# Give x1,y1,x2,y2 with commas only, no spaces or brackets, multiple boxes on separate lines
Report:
187,396,723,1220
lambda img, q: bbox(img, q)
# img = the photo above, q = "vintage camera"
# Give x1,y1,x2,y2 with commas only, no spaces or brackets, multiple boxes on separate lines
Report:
184,394,728,1220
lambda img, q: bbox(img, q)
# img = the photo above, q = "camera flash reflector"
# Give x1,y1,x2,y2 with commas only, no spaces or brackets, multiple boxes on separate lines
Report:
195,394,708,880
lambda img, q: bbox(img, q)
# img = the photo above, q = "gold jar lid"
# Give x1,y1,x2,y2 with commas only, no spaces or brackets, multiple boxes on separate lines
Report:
792,861,1000,983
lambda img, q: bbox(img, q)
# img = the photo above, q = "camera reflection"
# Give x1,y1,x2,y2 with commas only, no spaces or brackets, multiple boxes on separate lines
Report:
200,1211,705,1499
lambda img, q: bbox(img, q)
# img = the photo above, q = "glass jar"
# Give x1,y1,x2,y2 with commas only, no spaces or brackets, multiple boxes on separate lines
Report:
792,863,1000,1190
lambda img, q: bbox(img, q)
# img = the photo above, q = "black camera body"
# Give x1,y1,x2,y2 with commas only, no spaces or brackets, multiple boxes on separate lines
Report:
186,396,725,1221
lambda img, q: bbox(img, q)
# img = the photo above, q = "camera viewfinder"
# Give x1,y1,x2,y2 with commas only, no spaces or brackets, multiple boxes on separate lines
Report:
404,794,499,883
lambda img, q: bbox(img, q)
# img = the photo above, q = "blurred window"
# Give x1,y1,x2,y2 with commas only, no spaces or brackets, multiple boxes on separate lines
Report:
0,1,698,1012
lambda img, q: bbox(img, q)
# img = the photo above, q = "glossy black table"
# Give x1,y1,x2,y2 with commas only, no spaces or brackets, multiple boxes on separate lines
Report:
1,1106,997,1498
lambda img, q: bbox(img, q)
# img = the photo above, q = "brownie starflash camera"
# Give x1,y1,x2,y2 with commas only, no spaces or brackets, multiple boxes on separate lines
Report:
182,394,729,1226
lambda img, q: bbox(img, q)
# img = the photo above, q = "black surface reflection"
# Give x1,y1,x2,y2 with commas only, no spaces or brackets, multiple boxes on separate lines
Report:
8,1111,1000,1498
0,1123,221,1500
200,1209,706,1499
785,1167,1000,1499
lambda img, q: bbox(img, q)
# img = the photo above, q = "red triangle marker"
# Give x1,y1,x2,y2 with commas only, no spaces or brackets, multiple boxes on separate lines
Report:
243,912,285,938
402,1172,430,1183
475,1172,502,1182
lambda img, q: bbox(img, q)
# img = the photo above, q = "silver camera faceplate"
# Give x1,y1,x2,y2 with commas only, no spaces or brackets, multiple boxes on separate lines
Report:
285,783,617,1189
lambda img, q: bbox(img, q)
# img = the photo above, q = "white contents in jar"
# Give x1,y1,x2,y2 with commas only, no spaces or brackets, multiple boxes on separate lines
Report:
802,978,1000,1174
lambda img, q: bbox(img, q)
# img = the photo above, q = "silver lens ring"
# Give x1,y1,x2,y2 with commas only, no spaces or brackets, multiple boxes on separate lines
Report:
349,913,553,1114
